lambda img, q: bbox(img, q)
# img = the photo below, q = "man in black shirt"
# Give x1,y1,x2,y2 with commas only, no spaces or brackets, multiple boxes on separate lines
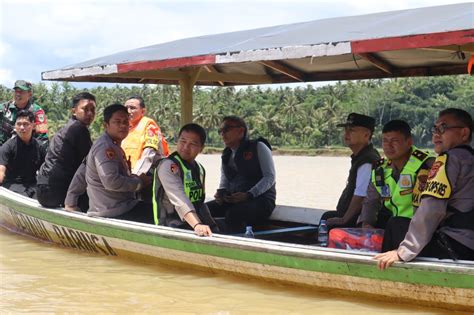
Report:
36,92,96,209
0,110,46,198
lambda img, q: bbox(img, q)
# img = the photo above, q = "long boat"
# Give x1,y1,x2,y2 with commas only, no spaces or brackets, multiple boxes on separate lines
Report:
1,187,473,311
2,2,473,312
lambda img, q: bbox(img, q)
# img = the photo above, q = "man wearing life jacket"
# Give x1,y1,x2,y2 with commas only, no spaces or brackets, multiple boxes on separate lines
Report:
121,96,169,176
376,108,474,268
322,113,380,229
358,120,434,234
207,116,276,233
0,80,48,147
152,123,216,237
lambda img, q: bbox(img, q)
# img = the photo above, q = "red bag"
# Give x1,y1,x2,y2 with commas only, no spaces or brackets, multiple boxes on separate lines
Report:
328,228,384,252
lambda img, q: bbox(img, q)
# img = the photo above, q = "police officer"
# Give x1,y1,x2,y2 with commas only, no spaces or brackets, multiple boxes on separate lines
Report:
322,113,380,228
0,110,46,198
66,104,152,222
358,120,434,233
153,123,216,237
206,116,276,233
375,108,474,269
0,80,48,147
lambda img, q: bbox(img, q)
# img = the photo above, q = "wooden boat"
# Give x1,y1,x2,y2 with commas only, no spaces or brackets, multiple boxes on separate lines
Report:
1,187,473,311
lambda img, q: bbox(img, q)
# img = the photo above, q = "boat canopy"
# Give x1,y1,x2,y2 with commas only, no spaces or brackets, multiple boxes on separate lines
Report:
41,2,474,123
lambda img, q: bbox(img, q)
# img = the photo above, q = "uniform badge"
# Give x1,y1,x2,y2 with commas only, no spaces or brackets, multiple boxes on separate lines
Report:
147,126,159,137
170,163,179,174
380,185,391,198
37,114,45,123
428,161,443,179
243,151,253,160
105,148,116,160
399,174,412,189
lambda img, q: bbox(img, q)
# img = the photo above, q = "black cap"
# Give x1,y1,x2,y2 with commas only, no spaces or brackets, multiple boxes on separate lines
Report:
337,113,375,131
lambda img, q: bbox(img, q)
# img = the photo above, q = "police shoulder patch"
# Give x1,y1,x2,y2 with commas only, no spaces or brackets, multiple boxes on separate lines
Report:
105,148,116,160
170,163,179,174
421,154,451,199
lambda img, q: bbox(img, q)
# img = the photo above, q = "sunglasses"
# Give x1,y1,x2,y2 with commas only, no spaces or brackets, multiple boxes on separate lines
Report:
430,124,465,135
218,125,241,134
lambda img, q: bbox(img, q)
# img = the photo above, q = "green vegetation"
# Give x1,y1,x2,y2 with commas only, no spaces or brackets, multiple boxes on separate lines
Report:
1,76,472,149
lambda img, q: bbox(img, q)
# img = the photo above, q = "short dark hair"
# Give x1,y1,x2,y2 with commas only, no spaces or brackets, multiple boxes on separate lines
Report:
72,92,96,108
16,109,35,123
439,108,473,141
126,95,145,108
179,123,206,145
223,115,247,138
382,120,412,139
103,103,127,123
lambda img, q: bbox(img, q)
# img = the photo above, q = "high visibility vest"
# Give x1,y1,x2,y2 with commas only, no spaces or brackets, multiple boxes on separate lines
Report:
152,152,205,225
121,116,168,169
372,147,431,218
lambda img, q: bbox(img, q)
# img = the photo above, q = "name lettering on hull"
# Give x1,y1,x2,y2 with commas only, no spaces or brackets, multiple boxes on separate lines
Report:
8,209,117,256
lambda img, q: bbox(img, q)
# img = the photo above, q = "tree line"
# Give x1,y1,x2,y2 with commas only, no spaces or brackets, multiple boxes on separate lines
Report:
1,75,472,149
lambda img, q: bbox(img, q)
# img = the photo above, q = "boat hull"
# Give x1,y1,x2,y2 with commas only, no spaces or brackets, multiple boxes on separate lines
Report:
1,188,473,311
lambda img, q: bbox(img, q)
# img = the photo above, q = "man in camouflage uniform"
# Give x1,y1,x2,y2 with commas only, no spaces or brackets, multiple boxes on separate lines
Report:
0,80,48,146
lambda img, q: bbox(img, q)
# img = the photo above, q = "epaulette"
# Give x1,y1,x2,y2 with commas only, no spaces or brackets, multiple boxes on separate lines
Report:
412,149,428,161
373,157,385,169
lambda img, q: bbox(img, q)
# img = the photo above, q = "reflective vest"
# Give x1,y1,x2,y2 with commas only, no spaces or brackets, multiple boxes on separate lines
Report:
152,152,205,225
371,147,432,218
121,116,169,169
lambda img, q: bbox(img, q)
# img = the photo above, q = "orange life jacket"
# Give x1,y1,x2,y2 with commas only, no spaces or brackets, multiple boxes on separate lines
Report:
122,116,169,169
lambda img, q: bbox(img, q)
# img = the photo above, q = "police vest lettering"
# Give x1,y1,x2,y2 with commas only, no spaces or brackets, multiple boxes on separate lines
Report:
372,147,431,218
421,154,452,199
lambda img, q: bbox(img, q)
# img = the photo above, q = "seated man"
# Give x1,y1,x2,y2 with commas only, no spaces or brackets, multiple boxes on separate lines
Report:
375,108,474,269
0,110,46,198
358,120,434,231
207,116,276,233
36,92,96,210
153,123,216,237
1,80,48,147
66,104,152,223
322,113,380,229
122,95,169,175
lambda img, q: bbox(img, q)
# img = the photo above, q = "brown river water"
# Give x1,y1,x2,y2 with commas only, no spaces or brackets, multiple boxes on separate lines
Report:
0,155,462,314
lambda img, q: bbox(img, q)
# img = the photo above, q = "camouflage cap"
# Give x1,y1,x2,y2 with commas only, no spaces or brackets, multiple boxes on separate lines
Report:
13,80,33,91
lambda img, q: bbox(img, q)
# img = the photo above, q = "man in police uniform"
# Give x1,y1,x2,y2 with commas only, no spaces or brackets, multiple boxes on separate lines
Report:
122,96,169,175
358,120,434,238
66,104,152,223
322,113,380,228
206,116,276,233
153,123,216,237
375,108,474,268
0,110,46,198
0,80,48,147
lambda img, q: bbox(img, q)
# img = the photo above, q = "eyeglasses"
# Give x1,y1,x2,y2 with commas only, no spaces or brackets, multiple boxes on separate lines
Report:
430,124,465,135
218,125,241,134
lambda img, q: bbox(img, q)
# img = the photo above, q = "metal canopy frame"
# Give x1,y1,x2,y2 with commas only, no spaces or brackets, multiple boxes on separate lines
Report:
42,3,474,124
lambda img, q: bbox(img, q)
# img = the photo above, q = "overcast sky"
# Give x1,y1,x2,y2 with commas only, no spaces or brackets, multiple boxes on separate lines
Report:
0,0,464,88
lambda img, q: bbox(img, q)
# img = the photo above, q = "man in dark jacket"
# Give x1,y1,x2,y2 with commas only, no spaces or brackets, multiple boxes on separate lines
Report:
0,110,46,198
321,113,380,228
36,92,96,209
207,116,276,233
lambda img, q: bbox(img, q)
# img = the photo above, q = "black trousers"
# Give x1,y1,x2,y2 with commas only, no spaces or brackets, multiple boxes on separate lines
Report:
113,201,154,224
207,196,275,233
37,184,89,212
320,210,358,229
383,216,474,260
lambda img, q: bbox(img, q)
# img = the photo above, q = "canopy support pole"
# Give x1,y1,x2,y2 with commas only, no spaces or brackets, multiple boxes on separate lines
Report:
179,67,202,125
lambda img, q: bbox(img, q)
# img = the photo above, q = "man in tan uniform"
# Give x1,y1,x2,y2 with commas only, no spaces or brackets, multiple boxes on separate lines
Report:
375,108,474,269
